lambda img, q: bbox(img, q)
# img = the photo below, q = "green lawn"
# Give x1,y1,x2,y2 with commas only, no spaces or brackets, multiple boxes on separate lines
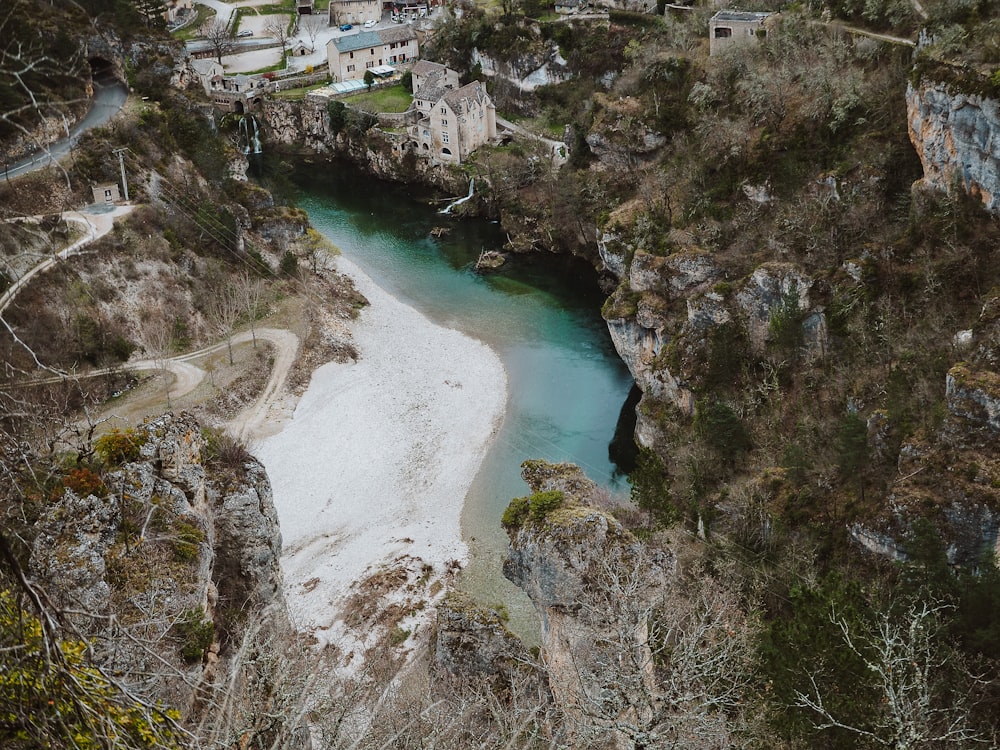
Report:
171,5,215,40
344,84,413,113
273,82,331,100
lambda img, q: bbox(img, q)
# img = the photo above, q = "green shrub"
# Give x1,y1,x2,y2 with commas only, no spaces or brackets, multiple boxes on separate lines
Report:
279,250,299,277
501,490,565,530
389,626,410,646
501,495,531,530
172,519,206,562
94,429,147,467
174,607,214,663
767,287,804,358
529,490,564,520
694,399,751,464
201,428,252,472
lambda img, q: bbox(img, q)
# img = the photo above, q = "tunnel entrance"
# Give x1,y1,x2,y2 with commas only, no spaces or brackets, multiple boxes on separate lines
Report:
88,57,117,83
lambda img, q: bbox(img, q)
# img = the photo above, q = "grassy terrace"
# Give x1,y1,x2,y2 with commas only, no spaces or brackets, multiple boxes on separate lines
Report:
273,82,331,100
171,5,215,40
344,84,413,113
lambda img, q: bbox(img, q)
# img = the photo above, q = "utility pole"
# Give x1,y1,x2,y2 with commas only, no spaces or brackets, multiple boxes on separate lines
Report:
112,147,129,202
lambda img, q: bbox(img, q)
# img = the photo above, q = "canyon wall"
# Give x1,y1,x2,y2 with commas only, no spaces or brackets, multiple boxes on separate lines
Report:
906,78,1000,213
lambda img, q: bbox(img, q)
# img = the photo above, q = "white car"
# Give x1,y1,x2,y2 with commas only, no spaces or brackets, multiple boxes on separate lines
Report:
363,19,377,27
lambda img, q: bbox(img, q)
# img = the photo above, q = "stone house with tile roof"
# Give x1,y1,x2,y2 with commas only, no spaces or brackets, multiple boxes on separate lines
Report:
408,75,496,164
709,10,777,55
326,26,419,81
329,0,380,24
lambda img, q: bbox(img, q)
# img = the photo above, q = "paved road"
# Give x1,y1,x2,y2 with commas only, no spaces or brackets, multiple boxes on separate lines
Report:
2,75,129,180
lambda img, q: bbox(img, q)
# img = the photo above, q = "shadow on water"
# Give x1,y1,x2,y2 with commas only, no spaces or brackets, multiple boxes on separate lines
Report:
610,385,641,481
287,159,638,636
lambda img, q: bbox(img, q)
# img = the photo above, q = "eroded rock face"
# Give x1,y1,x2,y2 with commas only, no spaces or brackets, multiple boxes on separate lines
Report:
734,262,813,353
947,363,1000,433
603,248,829,438
503,462,673,747
906,81,1000,213
433,592,548,702
472,45,571,92
28,413,288,719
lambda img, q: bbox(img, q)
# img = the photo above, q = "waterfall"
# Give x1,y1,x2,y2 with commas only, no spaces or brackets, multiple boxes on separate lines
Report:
238,114,263,155
439,179,474,214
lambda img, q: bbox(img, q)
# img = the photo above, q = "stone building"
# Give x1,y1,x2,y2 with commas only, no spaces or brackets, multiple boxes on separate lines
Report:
91,182,121,205
409,76,496,164
708,10,776,55
326,26,419,81
329,0,381,25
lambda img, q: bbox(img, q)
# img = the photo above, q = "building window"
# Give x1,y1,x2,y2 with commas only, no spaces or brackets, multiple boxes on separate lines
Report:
440,106,446,114
442,132,449,143
350,51,354,58
347,64,355,72
366,60,374,68
441,118,447,126
714,26,732,38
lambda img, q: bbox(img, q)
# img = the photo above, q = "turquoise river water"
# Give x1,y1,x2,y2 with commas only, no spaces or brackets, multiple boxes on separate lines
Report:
292,165,637,632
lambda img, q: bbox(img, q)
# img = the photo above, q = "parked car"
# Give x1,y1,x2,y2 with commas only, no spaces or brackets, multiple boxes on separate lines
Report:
363,19,376,27
339,23,352,30
237,29,253,37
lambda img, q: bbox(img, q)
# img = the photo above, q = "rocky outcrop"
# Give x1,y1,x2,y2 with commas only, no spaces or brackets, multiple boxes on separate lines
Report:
503,461,673,747
261,97,333,155
946,362,1000,433
906,80,1000,213
473,45,572,92
29,413,288,718
734,262,817,353
256,97,468,195
602,238,830,439
433,592,548,701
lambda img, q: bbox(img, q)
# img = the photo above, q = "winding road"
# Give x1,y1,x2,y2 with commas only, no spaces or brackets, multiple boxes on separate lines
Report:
0,204,135,315
2,74,129,180
129,326,300,442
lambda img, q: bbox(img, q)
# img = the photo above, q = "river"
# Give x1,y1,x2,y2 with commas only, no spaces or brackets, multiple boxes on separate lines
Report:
291,165,637,633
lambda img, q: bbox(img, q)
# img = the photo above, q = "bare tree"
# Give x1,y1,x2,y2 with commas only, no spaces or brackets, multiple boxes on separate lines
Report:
794,600,986,749
234,271,264,349
201,19,236,65
265,17,292,61
563,553,758,749
301,14,327,51
137,311,175,409
208,284,240,365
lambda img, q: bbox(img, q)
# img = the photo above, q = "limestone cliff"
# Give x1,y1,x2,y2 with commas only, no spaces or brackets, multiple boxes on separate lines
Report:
433,591,548,701
850,293,1000,565
499,460,753,748
257,96,469,195
28,413,288,722
502,461,675,748
472,44,572,92
906,79,1000,213
599,226,827,444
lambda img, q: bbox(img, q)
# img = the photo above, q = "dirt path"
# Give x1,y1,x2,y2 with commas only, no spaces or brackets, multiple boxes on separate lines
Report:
495,114,568,168
0,205,135,315
126,327,300,441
